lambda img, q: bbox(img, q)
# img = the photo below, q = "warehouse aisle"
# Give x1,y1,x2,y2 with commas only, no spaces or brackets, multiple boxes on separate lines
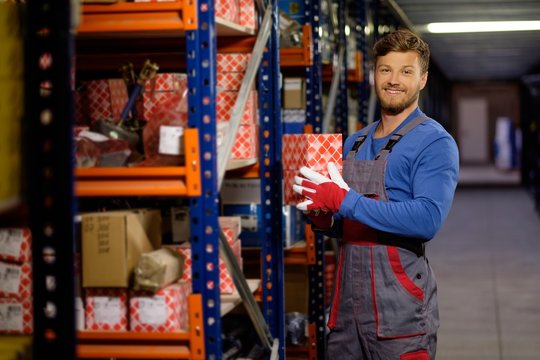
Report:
428,187,540,360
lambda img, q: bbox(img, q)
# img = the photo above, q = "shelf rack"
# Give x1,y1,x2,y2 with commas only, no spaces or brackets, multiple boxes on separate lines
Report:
24,0,280,359
26,1,77,359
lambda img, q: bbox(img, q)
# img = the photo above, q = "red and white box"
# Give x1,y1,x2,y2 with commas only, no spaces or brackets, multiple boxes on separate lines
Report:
86,79,129,123
175,241,242,294
217,72,246,91
215,0,240,24
0,297,33,334
239,0,256,30
282,134,343,171
217,90,257,125
129,281,191,332
232,123,258,160
0,261,32,299
85,288,128,331
217,53,251,73
218,216,242,242
0,228,31,263
143,73,188,123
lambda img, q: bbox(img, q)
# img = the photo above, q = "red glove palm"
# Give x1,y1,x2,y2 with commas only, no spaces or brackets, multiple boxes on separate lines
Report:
295,180,348,213
304,210,334,230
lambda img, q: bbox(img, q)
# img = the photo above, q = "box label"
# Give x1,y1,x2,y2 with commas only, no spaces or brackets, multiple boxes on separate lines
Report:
0,303,23,332
0,229,23,258
139,297,167,325
0,262,21,294
93,297,122,324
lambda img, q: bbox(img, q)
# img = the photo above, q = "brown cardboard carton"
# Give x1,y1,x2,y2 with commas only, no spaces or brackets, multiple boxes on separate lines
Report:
82,212,154,287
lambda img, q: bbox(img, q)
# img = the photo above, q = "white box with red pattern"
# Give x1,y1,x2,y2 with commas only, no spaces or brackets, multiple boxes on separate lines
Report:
129,281,191,332
85,288,128,331
282,134,343,205
86,79,129,123
216,0,240,25
239,0,256,30
0,261,32,299
175,240,242,294
0,297,33,334
142,73,188,124
217,53,251,73
0,228,31,263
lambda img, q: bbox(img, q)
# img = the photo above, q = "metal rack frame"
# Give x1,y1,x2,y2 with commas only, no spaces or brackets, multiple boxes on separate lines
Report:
258,0,286,358
26,1,77,358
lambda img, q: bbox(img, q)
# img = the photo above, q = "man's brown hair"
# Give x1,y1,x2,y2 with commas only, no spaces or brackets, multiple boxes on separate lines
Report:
373,29,430,73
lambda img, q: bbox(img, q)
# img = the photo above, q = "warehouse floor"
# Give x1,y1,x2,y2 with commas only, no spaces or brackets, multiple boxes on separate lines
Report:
428,186,540,359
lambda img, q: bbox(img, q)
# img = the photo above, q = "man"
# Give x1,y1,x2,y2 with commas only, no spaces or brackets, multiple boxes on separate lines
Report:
293,29,459,359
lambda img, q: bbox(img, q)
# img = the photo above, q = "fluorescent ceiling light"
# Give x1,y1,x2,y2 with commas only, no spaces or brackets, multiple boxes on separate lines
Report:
426,21,540,33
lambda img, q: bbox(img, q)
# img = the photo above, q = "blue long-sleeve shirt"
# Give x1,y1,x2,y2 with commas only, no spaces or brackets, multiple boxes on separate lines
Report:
334,108,459,240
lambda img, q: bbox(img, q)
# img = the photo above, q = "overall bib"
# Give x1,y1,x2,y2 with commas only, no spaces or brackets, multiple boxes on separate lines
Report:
326,115,439,360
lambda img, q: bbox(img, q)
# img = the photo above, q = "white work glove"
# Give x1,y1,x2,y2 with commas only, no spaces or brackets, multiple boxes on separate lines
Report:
293,162,349,212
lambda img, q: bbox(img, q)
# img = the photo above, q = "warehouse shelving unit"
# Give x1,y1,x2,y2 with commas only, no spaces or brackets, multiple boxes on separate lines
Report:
25,0,284,359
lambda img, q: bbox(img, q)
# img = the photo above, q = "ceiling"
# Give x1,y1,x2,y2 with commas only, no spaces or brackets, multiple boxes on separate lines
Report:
388,0,540,82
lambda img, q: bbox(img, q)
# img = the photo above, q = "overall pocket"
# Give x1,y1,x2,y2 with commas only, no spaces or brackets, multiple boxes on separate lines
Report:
371,246,428,338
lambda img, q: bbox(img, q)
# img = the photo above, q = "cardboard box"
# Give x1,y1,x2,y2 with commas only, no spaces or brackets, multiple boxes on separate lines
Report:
0,228,31,263
285,265,309,313
282,133,342,171
283,78,305,109
85,288,128,331
129,281,191,332
81,212,154,288
0,298,33,334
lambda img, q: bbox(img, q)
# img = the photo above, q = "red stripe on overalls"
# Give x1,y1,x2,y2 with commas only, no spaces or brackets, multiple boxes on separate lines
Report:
327,245,345,330
387,246,424,301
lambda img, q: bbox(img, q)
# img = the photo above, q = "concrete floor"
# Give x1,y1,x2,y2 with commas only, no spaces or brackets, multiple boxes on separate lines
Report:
428,186,540,359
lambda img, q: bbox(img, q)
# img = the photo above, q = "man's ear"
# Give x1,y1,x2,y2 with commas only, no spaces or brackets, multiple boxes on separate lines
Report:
419,71,428,90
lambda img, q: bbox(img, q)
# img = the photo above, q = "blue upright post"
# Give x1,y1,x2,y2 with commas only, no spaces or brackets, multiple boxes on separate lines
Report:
356,0,369,127
334,0,349,137
259,1,285,358
305,0,326,358
186,1,222,358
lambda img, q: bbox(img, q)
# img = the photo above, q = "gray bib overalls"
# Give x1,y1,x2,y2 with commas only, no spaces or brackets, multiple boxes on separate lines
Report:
326,115,439,360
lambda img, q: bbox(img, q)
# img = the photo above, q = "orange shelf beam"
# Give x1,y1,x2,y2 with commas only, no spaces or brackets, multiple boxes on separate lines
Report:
280,25,313,67
78,2,187,34
75,128,201,197
78,331,189,341
77,344,190,359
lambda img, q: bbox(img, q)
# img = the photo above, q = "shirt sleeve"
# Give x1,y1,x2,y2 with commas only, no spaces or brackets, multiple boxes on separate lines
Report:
338,135,459,240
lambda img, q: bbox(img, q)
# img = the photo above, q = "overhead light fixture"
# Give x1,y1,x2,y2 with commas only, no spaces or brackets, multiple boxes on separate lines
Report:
425,20,540,33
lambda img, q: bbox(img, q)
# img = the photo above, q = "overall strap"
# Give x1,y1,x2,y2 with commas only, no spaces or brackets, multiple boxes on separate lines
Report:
346,122,378,160
375,114,429,161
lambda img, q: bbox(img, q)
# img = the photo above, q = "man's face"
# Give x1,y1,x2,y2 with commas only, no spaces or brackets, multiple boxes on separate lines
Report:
374,51,428,116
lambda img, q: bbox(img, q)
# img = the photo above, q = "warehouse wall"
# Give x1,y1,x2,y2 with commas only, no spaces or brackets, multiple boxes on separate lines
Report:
452,82,520,165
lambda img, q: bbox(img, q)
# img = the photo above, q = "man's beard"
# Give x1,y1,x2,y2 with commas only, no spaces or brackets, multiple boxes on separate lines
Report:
377,87,420,116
